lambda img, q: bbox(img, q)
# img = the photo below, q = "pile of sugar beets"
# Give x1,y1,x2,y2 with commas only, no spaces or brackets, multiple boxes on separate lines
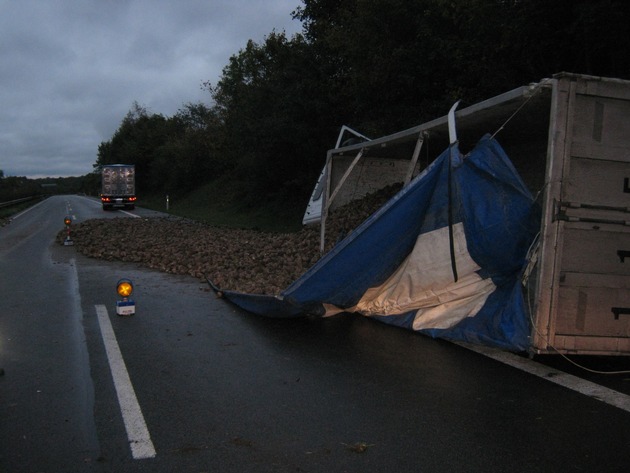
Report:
58,184,401,295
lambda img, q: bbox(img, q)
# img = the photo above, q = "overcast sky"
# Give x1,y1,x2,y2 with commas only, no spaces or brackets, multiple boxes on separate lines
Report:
0,0,303,178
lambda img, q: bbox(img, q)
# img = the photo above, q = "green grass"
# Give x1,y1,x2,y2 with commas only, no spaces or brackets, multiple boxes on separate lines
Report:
141,181,306,233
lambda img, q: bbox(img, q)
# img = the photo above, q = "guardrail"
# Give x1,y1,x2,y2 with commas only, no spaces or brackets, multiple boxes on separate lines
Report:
0,196,39,209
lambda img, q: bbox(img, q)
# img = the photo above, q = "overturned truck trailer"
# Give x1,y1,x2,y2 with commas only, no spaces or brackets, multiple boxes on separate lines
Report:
222,73,630,355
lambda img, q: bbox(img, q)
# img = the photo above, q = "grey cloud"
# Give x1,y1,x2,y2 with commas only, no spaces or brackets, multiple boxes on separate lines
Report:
0,0,301,178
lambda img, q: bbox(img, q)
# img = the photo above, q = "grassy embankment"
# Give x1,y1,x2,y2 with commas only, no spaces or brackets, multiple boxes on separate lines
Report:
0,183,307,233
141,180,306,234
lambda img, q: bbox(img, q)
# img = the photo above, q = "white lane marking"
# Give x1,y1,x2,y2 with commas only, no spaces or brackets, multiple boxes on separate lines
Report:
82,197,104,207
74,195,139,215
68,260,101,453
95,304,156,459
65,200,76,221
456,341,630,413
119,209,141,218
9,198,47,220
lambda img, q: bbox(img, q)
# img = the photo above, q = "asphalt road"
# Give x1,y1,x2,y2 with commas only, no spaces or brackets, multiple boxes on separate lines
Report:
1,195,629,472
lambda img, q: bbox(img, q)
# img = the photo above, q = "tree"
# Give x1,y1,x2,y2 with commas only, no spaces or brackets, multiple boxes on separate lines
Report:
294,0,630,130
174,102,228,184
207,32,339,204
94,0,630,211
0,176,41,201
96,103,174,193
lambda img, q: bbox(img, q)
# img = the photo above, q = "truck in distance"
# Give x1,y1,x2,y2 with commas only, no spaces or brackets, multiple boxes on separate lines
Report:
100,164,136,210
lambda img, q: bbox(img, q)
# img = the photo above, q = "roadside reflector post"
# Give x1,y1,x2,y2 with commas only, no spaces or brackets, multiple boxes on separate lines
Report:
116,278,136,316
63,216,74,246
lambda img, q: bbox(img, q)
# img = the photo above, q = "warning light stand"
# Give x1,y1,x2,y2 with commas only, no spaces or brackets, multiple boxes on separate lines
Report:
116,278,136,316
63,216,74,246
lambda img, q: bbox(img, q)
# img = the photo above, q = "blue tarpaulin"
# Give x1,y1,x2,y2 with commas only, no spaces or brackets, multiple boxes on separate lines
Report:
219,135,540,351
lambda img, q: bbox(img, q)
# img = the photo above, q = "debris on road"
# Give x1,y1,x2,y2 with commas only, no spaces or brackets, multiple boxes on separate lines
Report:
56,185,400,295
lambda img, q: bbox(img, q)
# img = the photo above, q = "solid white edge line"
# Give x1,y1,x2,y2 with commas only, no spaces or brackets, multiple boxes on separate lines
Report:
9,198,48,219
455,341,630,413
75,195,140,216
118,209,141,218
95,304,156,459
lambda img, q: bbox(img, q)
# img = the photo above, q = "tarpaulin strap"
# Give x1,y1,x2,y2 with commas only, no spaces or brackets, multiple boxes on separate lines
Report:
448,145,458,282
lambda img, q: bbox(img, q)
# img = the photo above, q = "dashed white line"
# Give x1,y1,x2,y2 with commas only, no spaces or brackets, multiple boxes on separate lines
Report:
95,304,156,459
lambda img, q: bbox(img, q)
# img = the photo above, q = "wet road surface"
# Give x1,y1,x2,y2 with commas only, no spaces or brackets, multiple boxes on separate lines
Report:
1,195,629,472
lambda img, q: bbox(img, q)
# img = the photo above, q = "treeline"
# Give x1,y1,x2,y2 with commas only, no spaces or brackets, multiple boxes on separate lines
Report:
0,175,42,202
95,0,630,209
